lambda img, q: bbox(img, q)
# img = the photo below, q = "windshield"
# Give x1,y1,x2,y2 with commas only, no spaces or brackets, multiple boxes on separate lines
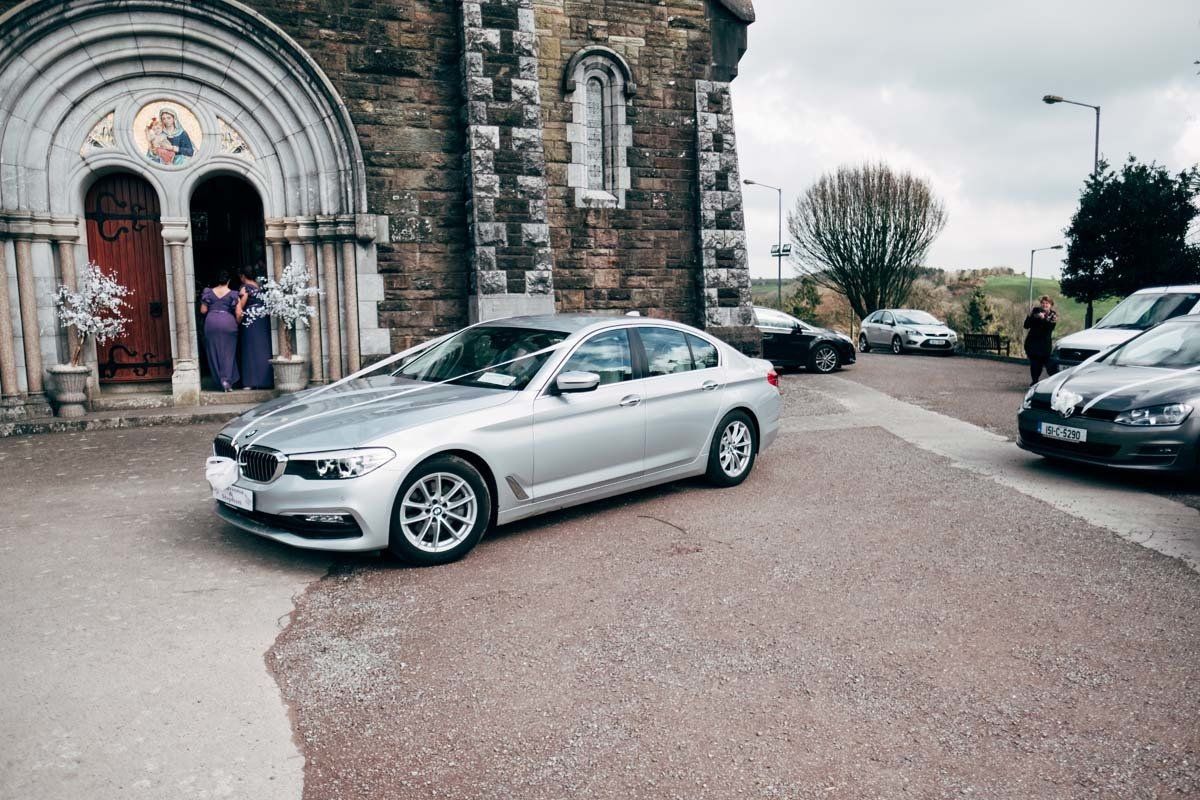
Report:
1095,292,1200,330
393,326,568,390
894,311,940,325
1105,322,1200,368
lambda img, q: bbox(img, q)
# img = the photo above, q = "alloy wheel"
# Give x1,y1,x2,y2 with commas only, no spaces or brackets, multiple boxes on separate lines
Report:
858,334,869,353
399,472,478,553
813,345,838,373
891,336,903,355
719,420,753,478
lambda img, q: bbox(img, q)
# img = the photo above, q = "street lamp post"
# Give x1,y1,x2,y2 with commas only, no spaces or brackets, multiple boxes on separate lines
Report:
1042,94,1100,176
743,179,784,309
1028,245,1064,307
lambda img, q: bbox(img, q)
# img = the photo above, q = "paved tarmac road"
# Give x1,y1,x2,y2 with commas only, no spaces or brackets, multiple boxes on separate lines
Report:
272,370,1199,799
3,359,1198,800
835,351,1200,511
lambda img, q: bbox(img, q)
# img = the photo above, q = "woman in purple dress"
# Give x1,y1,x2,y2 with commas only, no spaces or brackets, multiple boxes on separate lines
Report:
200,271,241,391
237,266,274,389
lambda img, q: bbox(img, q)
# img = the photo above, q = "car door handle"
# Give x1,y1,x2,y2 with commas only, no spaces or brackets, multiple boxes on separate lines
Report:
619,394,642,407
701,380,720,391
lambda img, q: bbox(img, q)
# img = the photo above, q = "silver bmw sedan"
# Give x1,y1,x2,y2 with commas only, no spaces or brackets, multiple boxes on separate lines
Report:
210,315,782,564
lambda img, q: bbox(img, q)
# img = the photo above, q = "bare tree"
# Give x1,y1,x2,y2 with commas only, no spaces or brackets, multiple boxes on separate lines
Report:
788,163,947,320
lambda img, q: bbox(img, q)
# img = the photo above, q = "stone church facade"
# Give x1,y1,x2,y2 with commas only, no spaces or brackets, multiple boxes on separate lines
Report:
0,0,756,418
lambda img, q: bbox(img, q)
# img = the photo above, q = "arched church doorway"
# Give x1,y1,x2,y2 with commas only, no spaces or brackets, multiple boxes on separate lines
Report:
190,175,266,384
84,173,173,383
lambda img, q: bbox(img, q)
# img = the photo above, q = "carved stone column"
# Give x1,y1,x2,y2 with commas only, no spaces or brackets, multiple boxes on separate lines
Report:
264,219,288,356
9,215,44,396
296,217,322,383
317,216,342,381
337,215,360,373
0,226,22,418
161,219,199,406
50,217,82,376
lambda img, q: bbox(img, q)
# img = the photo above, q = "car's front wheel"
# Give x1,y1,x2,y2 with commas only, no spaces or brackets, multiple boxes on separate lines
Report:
891,335,904,355
389,455,491,566
809,343,840,373
706,410,758,487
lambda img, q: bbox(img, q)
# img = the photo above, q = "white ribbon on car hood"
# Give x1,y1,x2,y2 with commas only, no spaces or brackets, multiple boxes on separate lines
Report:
1046,353,1200,415
233,331,570,450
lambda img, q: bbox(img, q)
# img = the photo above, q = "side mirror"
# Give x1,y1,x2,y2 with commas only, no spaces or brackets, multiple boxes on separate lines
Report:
555,371,601,394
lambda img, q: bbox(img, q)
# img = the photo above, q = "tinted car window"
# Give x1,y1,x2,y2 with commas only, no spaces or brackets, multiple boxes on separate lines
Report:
1095,292,1200,330
396,326,568,390
561,329,633,385
1107,321,1200,368
755,308,793,329
881,312,894,325
639,327,694,376
687,333,719,369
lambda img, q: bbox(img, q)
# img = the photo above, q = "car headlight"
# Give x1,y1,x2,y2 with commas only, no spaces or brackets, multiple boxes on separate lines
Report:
1022,386,1036,410
906,329,921,338
1113,404,1193,427
285,447,395,479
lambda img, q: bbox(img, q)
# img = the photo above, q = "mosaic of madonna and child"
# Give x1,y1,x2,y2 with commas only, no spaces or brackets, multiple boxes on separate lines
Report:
133,102,202,167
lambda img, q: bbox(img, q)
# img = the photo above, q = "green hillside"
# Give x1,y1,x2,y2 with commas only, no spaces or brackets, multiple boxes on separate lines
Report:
980,274,1119,331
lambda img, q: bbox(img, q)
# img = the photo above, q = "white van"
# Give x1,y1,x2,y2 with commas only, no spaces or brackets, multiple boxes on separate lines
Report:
1050,285,1200,370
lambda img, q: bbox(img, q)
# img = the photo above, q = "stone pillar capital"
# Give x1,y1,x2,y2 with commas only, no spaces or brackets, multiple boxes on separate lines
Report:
6,212,35,240
264,218,288,242
295,217,318,242
283,218,301,243
316,215,338,240
160,217,190,245
354,213,379,243
48,216,81,242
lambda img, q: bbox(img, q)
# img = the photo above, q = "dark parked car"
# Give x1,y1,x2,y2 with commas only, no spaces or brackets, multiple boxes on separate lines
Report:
754,306,856,373
1018,316,1200,475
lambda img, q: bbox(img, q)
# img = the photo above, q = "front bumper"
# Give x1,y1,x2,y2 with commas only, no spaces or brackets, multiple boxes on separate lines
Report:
1017,408,1200,472
902,334,956,353
212,463,404,551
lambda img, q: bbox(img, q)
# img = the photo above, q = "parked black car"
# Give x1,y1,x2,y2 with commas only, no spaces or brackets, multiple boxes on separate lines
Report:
754,306,856,373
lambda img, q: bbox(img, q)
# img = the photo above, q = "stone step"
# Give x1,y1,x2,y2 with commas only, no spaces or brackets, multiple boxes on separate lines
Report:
200,389,276,406
0,404,256,438
91,392,174,411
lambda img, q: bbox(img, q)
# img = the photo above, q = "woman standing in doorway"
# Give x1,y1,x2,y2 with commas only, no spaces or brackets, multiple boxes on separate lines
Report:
200,271,241,391
237,265,274,389
1024,294,1059,385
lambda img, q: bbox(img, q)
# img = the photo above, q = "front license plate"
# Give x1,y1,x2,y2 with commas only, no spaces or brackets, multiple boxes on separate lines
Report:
929,340,948,346
1039,422,1087,443
214,484,254,511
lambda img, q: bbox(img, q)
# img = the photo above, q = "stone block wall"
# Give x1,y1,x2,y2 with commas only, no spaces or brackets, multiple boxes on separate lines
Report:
242,0,471,350
534,0,714,323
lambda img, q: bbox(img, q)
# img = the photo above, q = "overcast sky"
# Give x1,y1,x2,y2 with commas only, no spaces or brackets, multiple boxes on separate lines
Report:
731,0,1200,280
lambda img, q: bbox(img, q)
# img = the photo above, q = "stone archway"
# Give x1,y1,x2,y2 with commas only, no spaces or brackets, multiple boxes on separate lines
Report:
0,0,382,411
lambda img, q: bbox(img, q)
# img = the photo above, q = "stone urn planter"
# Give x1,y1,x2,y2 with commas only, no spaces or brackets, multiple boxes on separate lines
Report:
271,356,308,393
48,364,92,418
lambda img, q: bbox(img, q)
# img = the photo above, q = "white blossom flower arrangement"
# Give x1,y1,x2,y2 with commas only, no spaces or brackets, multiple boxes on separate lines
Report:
54,261,132,366
242,261,320,359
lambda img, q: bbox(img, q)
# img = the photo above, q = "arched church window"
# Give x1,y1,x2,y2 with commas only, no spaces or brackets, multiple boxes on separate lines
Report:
563,46,635,209
585,77,607,191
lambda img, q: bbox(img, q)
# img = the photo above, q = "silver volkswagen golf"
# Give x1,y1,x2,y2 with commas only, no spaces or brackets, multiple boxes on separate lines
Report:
210,315,782,564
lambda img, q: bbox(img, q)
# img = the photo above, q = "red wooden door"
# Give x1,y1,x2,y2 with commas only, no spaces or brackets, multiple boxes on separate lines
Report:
85,174,173,382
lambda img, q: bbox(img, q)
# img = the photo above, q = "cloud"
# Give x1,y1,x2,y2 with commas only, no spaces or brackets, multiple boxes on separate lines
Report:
733,0,1200,279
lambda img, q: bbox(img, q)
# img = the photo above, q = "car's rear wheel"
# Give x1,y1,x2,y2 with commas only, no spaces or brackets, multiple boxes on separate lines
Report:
706,410,758,487
809,344,840,373
891,335,904,355
389,455,491,566
858,334,870,353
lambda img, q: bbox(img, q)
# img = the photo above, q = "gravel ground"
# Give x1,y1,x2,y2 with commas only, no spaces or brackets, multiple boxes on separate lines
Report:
271,423,1200,799
832,351,1200,511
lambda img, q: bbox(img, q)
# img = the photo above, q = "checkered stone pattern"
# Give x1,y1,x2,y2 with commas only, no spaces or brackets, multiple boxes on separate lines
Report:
460,0,555,319
695,79,756,350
